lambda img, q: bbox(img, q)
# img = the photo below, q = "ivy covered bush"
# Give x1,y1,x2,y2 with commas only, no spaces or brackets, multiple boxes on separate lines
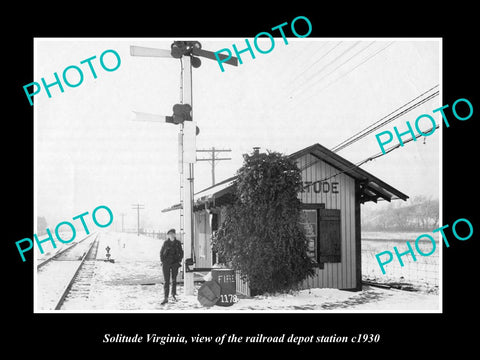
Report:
212,150,315,295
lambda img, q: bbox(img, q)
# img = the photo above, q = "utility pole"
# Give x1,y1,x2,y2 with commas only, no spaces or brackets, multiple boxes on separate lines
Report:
196,147,232,186
131,204,144,236
120,212,126,232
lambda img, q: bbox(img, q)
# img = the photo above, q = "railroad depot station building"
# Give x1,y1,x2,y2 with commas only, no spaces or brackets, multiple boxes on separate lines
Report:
164,143,408,295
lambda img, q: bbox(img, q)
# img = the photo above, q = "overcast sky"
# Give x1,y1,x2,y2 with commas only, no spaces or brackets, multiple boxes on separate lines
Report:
34,38,440,232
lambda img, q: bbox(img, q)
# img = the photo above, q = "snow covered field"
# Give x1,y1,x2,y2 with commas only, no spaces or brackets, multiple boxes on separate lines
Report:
361,231,440,289
47,232,440,312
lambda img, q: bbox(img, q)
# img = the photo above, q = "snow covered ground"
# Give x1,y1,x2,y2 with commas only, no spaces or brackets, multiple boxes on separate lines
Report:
362,231,434,241
37,261,82,310
362,231,440,289
75,282,438,312
36,233,98,310
50,232,440,313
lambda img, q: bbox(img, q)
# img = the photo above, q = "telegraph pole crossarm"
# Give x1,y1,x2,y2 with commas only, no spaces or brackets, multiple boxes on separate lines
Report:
131,204,144,237
196,147,232,186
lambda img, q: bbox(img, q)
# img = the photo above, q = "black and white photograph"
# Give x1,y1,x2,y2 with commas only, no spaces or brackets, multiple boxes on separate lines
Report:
6,7,478,354
33,37,441,312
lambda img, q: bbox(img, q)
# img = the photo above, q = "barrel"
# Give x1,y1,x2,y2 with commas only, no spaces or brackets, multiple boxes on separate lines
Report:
211,268,237,306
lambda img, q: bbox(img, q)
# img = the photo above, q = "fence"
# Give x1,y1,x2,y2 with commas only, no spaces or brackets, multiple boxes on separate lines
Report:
362,238,439,287
124,229,167,240
235,270,251,297
228,236,440,296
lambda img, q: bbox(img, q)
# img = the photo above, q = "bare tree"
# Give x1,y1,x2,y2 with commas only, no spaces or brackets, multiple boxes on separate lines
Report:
361,196,439,231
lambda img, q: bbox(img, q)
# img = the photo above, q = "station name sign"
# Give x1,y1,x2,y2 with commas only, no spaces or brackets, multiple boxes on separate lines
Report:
300,181,339,194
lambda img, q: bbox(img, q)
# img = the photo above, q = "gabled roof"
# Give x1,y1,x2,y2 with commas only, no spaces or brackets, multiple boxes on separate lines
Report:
161,143,408,212
195,175,236,199
290,143,409,203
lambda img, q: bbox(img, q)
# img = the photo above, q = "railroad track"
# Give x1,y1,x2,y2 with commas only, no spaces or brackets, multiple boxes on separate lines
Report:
53,234,100,310
37,232,97,269
36,232,100,310
58,238,101,309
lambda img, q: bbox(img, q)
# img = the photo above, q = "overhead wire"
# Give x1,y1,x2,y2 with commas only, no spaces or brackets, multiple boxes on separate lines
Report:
331,85,439,152
283,41,390,113
314,41,394,95
289,42,341,85
312,41,376,85
269,42,341,111
289,41,362,98
296,88,439,174
301,124,439,191
282,42,440,197
355,124,439,166
256,41,315,112
273,41,395,119
292,41,376,101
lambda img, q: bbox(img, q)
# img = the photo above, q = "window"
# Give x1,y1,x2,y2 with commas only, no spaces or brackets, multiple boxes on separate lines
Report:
299,209,317,260
211,212,219,265
318,209,341,263
195,212,210,259
300,205,341,265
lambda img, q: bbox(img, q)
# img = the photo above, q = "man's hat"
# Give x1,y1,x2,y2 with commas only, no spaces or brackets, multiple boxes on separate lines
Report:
167,228,176,235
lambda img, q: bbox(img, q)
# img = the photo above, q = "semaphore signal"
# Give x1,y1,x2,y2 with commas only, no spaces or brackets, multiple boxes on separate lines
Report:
130,41,238,295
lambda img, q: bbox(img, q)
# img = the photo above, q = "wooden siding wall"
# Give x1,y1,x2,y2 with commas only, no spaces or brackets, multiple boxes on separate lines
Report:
194,152,359,292
297,153,358,290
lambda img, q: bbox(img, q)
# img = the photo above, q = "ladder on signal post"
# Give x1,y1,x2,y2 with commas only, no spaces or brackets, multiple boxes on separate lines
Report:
179,129,184,241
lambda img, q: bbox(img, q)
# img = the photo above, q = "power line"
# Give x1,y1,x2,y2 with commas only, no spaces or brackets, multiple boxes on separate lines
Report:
331,85,439,153
290,41,361,98
299,42,330,64
196,147,232,186
298,85,439,178
286,42,330,87
131,203,145,236
270,42,340,112
289,42,341,85
315,41,394,95
332,91,439,153
302,124,439,191
313,41,375,85
292,41,375,101
355,124,439,166
282,41,396,117
331,88,439,152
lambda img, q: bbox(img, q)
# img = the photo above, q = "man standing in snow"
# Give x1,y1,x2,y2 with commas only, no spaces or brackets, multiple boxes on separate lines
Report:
160,229,183,305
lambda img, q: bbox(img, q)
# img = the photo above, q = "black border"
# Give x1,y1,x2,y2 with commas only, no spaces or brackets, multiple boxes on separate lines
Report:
6,5,479,354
